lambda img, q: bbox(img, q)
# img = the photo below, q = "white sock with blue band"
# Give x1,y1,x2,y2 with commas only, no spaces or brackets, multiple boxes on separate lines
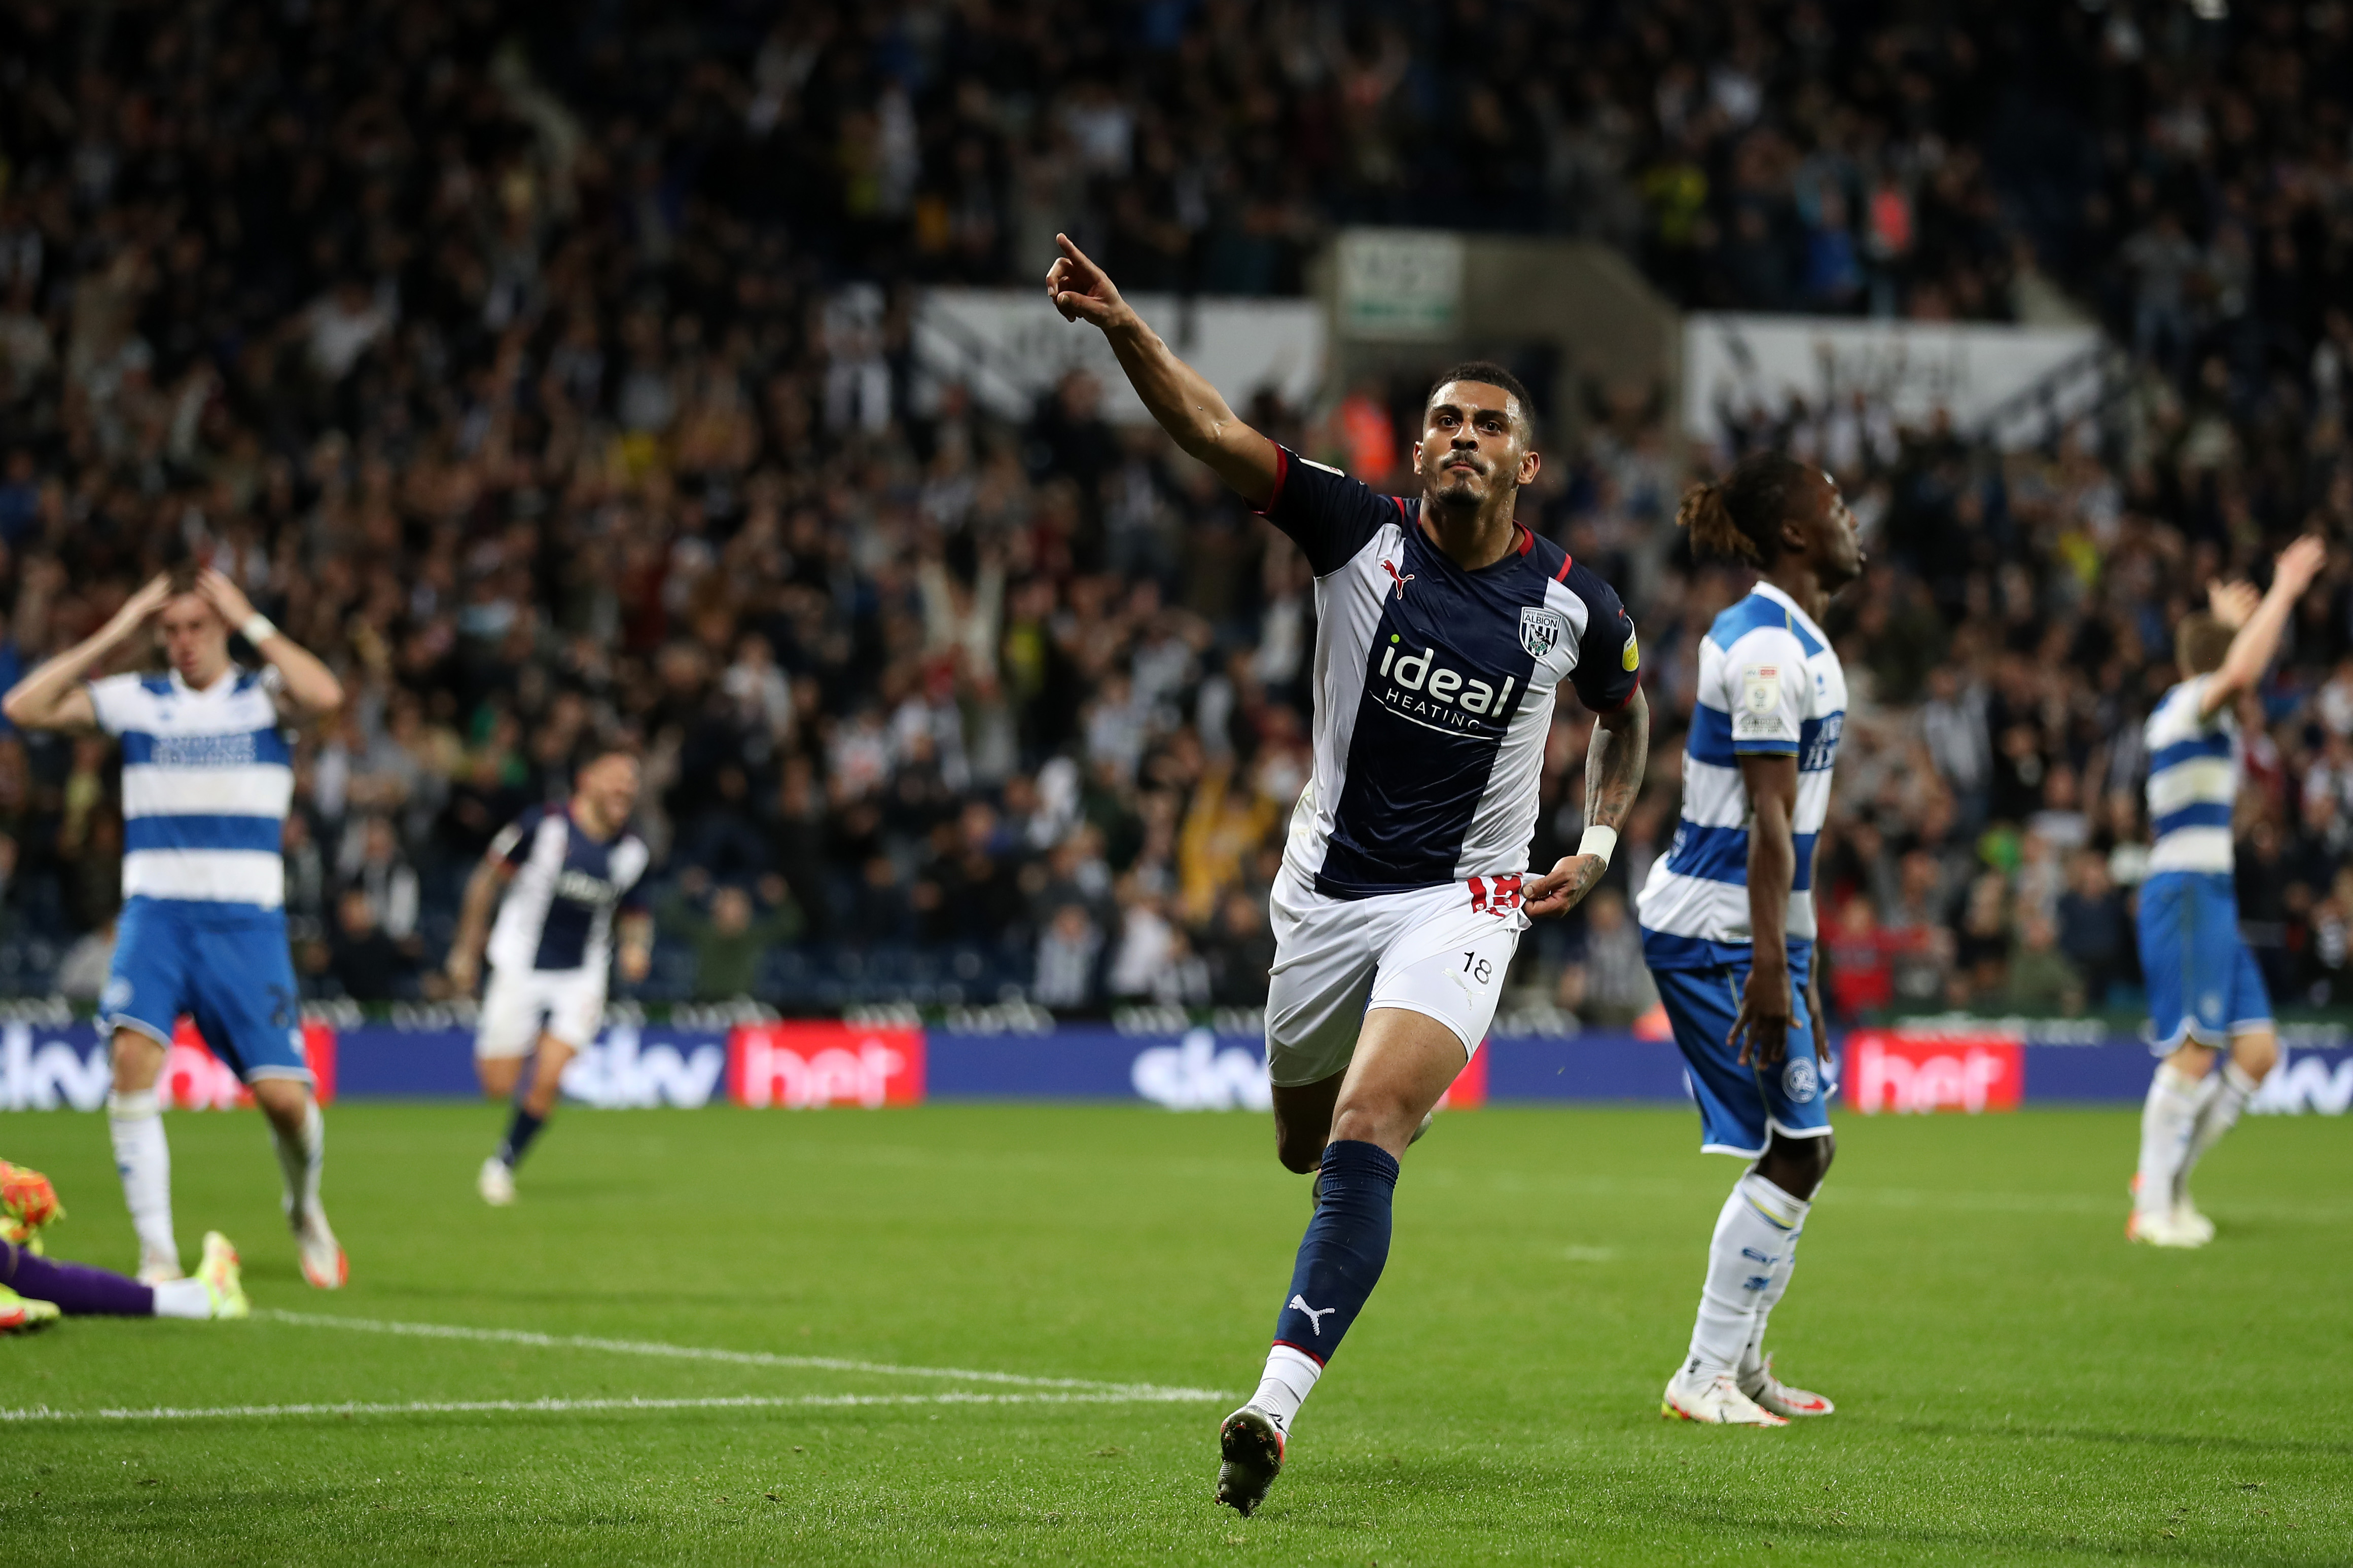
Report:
107,1087,178,1271
1686,1170,1809,1380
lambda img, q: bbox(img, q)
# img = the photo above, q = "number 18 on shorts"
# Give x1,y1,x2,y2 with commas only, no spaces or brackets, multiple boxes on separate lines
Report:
1263,870,1525,1089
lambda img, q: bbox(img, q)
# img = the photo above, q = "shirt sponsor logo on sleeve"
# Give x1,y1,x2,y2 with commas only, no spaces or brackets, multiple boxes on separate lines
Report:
1734,664,1789,738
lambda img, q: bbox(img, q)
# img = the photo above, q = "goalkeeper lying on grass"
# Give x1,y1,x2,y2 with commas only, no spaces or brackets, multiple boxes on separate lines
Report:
2,1160,246,1331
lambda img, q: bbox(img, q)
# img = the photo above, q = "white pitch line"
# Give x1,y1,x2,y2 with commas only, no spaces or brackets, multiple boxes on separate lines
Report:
1,1389,1222,1425
258,1309,1227,1401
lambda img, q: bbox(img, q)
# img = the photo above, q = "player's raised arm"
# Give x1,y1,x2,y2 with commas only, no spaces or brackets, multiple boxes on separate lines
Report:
2194,534,2326,718
196,569,343,718
1046,234,1280,506
0,572,174,732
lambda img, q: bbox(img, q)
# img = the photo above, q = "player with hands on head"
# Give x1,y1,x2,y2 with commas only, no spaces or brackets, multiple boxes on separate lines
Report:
446,748,652,1207
1634,451,1864,1428
2128,533,2328,1247
1052,232,1651,1513
3,563,346,1289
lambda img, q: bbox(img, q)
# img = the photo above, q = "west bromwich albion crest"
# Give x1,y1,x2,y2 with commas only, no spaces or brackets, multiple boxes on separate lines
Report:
1519,606,1565,660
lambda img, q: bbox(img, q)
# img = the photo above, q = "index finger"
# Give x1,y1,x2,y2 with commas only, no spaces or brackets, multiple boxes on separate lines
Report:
1053,232,1102,281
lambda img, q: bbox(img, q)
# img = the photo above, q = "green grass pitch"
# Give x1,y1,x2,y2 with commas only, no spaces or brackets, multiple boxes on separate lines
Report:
1,1101,2347,1565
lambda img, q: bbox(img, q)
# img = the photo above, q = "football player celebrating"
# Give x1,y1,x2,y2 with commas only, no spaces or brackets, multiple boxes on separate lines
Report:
446,749,653,1206
1635,453,1863,1427
3,566,347,1289
1050,235,1649,1514
2128,534,2325,1246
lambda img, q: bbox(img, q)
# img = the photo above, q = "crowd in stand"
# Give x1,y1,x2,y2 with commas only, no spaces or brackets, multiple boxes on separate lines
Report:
0,2,2348,1021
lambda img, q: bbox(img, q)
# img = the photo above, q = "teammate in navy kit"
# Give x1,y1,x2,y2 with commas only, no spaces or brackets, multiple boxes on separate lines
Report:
1049,234,1651,1514
446,749,653,1205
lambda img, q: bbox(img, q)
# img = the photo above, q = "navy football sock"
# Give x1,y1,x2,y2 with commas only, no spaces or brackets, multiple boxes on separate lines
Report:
497,1108,547,1170
1270,1140,1399,1368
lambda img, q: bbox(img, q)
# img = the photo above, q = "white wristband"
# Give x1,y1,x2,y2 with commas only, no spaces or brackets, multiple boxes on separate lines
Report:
240,612,278,645
1577,825,1618,866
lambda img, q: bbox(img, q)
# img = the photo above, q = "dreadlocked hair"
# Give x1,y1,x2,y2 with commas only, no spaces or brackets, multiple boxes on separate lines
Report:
1676,450,1813,566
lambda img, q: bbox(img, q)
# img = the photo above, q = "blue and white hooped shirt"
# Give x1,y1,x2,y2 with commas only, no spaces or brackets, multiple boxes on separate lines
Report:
1637,583,1846,964
2142,675,2238,877
87,667,293,908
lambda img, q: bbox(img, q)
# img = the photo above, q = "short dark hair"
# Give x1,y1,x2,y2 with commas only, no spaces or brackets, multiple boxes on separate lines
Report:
1427,361,1537,440
1677,450,1815,567
2176,612,2234,675
576,742,640,776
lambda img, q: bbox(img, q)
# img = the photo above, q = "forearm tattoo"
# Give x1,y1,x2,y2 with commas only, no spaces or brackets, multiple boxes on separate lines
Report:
1585,692,1650,835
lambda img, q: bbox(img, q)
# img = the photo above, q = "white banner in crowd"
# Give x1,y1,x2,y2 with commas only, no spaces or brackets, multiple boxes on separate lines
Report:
1683,312,2105,453
913,288,1325,426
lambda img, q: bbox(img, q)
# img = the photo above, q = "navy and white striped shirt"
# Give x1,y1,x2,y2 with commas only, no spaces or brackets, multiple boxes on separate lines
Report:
1256,447,1641,898
485,805,652,973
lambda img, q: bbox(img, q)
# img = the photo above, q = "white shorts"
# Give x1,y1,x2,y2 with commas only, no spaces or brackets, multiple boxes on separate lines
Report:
475,965,607,1060
1264,867,1527,1088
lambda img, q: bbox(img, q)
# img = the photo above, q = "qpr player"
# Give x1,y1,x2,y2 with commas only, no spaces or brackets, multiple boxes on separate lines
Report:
1049,235,1651,1514
446,749,652,1206
2126,534,2324,1248
2,566,348,1289
1634,452,1863,1427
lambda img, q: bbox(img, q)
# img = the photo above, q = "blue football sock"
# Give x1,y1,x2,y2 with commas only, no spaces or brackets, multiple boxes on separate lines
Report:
497,1108,546,1170
1270,1140,1399,1367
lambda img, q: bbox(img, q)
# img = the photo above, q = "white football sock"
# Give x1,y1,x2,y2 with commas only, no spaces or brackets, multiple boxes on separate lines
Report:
151,1278,212,1319
2134,1063,2207,1217
107,1089,179,1270
2178,1061,2260,1201
1685,1171,1809,1380
1249,1344,1323,1436
1738,1181,1816,1385
271,1097,326,1228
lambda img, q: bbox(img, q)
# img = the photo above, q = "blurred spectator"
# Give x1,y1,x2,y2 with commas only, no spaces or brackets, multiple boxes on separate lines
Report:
1033,904,1102,1010
1206,889,1276,1008
54,914,115,1003
1824,897,1893,1023
340,816,419,945
2004,912,2085,1018
658,874,804,1001
2056,851,2131,1007
1557,889,1657,1025
326,887,413,1002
